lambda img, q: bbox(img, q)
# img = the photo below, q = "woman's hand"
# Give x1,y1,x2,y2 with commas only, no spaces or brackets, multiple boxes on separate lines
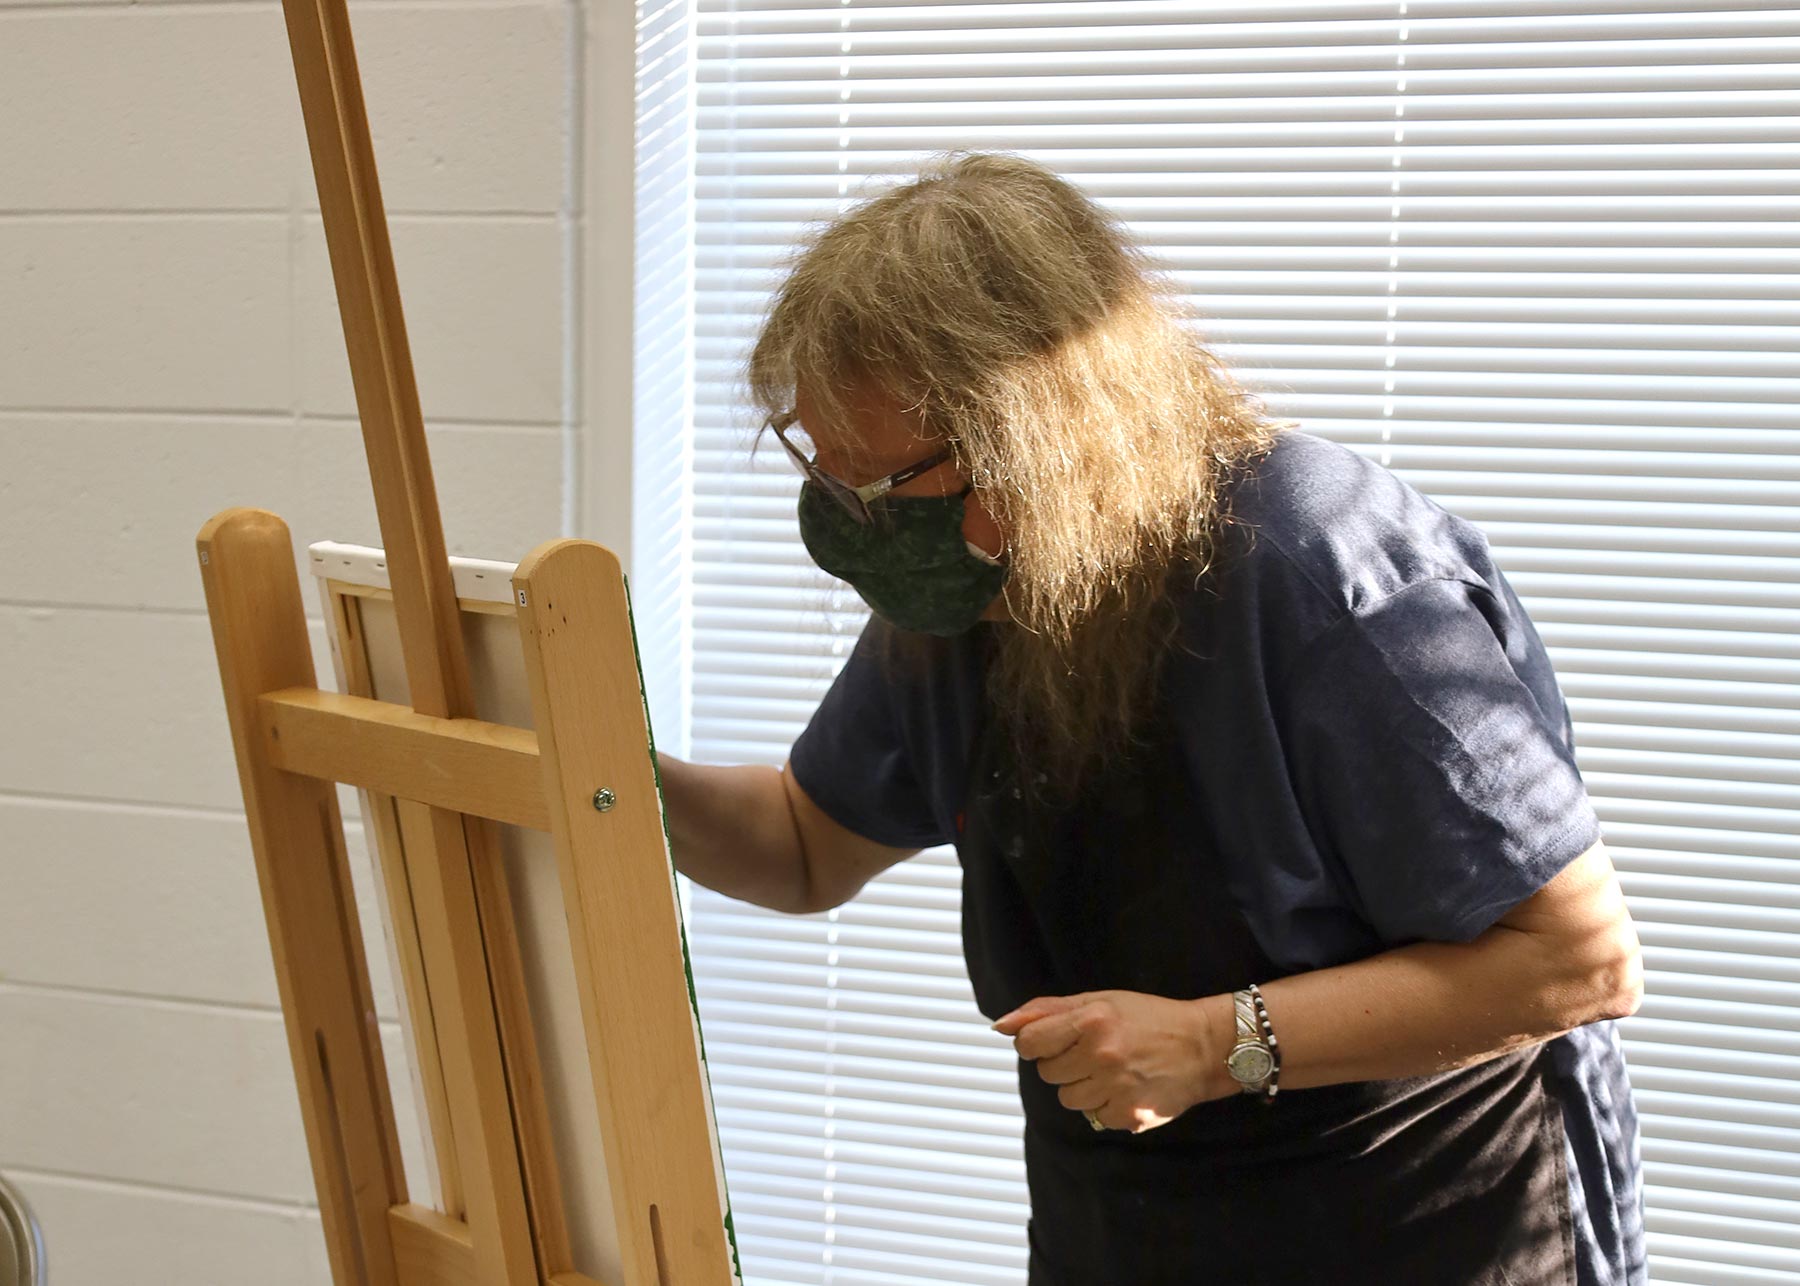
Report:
990,990,1234,1133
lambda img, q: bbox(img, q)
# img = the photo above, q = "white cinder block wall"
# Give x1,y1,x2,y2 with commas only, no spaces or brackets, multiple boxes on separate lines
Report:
0,0,638,1278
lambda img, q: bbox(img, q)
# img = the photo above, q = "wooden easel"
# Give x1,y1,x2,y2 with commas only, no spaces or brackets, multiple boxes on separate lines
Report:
192,0,740,1279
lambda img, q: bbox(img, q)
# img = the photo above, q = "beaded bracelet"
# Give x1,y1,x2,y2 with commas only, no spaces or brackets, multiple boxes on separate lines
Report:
1247,982,1281,1104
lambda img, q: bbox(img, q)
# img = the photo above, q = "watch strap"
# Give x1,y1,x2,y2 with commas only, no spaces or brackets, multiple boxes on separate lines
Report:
1227,988,1275,1094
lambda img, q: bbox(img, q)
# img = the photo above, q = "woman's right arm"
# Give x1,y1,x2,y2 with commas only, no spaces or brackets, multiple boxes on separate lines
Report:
656,752,922,915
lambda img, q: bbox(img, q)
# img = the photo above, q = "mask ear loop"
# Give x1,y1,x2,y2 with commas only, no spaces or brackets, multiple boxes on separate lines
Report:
953,483,1033,630
957,483,1009,567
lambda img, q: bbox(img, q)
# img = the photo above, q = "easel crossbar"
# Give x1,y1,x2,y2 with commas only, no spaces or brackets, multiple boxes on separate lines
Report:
259,687,550,831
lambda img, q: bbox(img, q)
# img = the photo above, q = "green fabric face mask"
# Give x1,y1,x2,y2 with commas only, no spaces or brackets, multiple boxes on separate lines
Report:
798,479,1009,636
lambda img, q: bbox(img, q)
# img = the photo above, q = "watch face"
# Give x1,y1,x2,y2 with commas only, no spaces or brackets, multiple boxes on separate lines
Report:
1228,1045,1275,1082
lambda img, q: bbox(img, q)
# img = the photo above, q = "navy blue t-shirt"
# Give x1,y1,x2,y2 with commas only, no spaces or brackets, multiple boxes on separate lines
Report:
788,428,1646,1286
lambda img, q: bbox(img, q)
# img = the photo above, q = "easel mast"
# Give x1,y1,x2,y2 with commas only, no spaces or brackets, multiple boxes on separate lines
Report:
193,0,739,1280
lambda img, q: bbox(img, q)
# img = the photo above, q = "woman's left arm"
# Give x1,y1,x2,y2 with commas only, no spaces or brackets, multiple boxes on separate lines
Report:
1198,837,1643,1100
994,838,1642,1127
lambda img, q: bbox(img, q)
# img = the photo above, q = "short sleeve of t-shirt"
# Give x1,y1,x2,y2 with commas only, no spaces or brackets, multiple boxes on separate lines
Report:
787,618,949,850
1281,575,1604,947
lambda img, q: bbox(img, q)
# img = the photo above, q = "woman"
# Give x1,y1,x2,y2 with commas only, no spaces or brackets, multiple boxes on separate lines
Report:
658,152,1647,1285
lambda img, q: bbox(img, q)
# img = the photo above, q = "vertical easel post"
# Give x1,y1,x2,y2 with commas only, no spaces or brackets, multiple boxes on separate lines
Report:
272,0,564,1271
197,507,405,1286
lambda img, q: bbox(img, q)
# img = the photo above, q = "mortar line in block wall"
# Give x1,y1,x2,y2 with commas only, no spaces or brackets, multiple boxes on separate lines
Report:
0,403,290,420
0,210,290,221
0,785,367,830
0,405,563,431
2,1163,325,1216
0,0,541,22
287,92,302,450
0,979,407,1028
0,786,252,818
0,599,285,617
0,604,345,635
558,0,583,539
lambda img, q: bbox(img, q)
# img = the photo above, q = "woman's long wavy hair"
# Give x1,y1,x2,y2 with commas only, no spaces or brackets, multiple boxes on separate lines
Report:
748,151,1296,798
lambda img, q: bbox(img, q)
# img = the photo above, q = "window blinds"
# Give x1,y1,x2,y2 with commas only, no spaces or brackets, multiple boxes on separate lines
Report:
670,3,1800,1282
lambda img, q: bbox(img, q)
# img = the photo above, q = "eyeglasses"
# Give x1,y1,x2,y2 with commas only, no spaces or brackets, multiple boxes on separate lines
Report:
769,409,956,526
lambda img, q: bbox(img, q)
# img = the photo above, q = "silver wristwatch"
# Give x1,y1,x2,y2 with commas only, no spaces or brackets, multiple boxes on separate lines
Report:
1225,988,1276,1094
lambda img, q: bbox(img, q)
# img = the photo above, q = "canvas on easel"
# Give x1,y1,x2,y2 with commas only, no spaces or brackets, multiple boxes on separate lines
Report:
305,540,738,1285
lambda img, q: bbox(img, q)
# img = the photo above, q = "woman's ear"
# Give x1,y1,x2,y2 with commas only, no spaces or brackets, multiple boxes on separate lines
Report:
961,488,1007,563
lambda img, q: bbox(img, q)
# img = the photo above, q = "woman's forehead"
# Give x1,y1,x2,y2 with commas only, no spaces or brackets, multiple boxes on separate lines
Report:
795,380,942,467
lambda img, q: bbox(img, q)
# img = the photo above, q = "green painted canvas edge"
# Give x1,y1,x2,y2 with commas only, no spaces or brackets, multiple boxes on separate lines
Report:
621,570,745,1286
